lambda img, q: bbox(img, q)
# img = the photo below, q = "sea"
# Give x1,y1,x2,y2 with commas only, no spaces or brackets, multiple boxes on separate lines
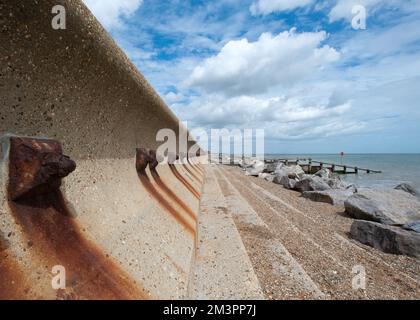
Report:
265,154,420,192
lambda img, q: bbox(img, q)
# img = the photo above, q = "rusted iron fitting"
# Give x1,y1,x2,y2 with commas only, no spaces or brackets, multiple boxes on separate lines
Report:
135,148,159,173
7,136,76,201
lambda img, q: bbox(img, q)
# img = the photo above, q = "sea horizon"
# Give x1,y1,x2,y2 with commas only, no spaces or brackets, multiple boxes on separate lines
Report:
264,154,420,192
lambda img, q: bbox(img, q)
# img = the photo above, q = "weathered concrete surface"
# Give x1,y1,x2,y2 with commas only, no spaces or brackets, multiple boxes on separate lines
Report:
214,167,325,300
0,0,205,299
0,135,205,299
0,0,187,158
188,165,264,299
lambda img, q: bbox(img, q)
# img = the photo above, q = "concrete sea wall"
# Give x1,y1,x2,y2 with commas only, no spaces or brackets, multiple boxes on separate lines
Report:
0,0,204,299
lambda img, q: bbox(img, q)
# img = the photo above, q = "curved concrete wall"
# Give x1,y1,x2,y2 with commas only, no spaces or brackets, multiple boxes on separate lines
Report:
0,0,204,299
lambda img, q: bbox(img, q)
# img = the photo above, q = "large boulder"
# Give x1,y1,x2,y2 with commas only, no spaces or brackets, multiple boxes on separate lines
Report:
272,174,280,183
342,183,358,193
245,160,265,176
275,163,285,171
272,170,289,185
258,172,275,182
302,189,355,206
325,176,353,190
344,188,420,225
239,158,255,168
275,175,297,189
289,165,305,178
264,174,275,183
264,162,278,173
403,221,420,233
314,168,332,180
274,164,305,181
350,220,420,258
272,174,284,185
314,170,353,190
395,183,420,198
294,176,331,193
258,172,270,179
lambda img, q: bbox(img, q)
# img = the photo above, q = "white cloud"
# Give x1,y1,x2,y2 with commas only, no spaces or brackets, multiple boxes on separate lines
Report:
164,92,185,104
250,0,313,16
184,29,340,96
341,19,420,60
94,0,420,150
174,27,420,142
172,93,354,140
83,0,143,29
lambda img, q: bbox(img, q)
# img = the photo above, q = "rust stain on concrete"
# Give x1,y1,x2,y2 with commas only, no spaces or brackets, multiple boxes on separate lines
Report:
182,164,202,183
188,161,203,178
150,169,197,221
137,171,195,236
5,137,148,300
136,149,195,235
8,194,148,300
0,252,30,300
194,164,204,175
169,164,200,199
196,164,205,174
164,253,186,276
187,158,204,176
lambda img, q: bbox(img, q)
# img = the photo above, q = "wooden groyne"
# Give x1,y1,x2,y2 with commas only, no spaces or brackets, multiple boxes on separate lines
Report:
265,158,382,175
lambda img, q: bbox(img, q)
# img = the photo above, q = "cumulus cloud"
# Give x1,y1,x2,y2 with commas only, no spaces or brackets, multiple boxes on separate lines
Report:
184,29,340,96
250,0,313,16
164,91,185,104
172,93,353,140
94,0,420,151
83,0,143,29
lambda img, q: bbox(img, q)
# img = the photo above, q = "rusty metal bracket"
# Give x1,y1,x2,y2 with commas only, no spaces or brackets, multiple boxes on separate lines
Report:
135,148,158,174
8,137,76,201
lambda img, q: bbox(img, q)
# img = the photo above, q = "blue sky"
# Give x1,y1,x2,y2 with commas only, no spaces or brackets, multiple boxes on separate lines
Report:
83,0,420,153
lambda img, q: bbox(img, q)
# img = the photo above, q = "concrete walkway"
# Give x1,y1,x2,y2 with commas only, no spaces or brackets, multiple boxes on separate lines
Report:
192,164,420,300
